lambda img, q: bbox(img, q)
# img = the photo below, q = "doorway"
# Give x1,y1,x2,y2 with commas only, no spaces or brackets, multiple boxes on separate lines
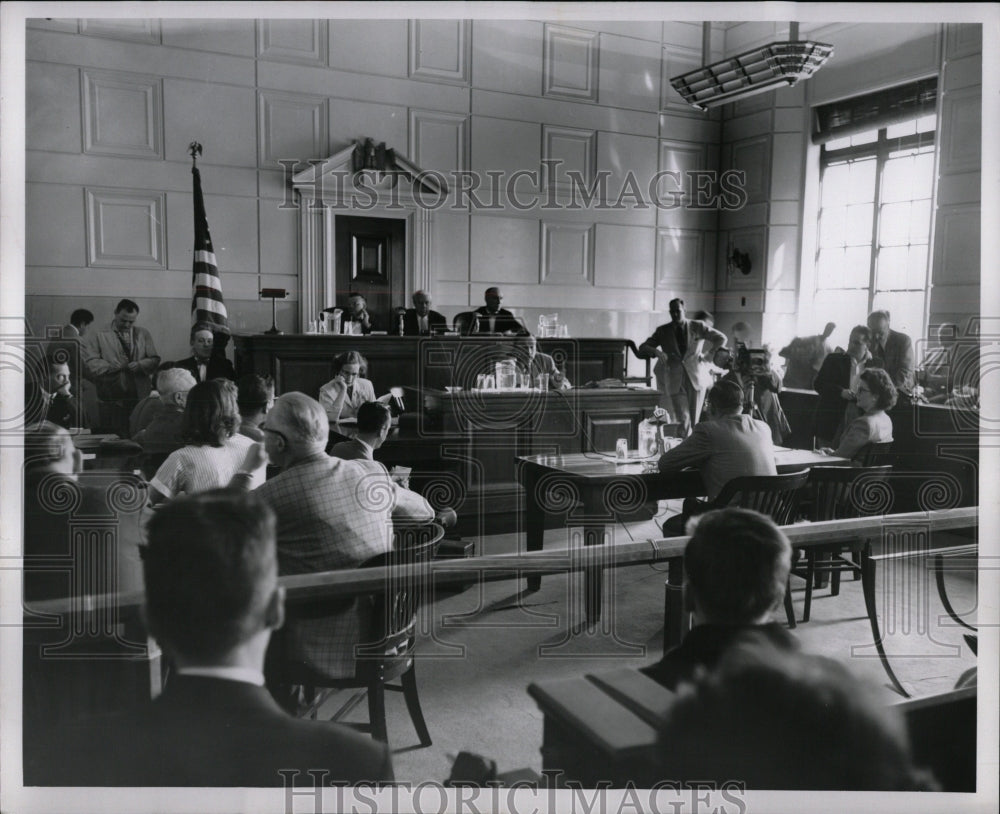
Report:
334,215,406,329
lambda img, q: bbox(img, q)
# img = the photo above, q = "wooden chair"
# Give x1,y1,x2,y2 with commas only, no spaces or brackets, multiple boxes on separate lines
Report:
792,465,892,622
710,470,812,628
857,440,894,467
275,522,445,746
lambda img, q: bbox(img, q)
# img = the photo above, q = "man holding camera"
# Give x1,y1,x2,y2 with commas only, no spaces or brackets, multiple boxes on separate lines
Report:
639,298,727,436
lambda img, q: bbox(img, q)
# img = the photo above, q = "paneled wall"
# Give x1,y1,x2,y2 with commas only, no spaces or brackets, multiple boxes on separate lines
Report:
22,18,982,364
24,18,724,363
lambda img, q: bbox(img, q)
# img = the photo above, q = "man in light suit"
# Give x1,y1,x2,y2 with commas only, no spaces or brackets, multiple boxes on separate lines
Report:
401,290,448,336
657,380,776,536
33,488,393,786
639,298,727,435
866,310,914,396
82,299,161,435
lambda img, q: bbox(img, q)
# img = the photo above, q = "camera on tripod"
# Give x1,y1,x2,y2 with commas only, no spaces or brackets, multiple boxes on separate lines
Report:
713,341,769,376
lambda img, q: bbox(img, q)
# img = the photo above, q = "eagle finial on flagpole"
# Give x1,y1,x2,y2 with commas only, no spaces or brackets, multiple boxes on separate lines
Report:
189,141,203,168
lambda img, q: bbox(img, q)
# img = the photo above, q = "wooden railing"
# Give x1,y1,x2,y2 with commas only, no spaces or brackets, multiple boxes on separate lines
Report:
26,506,978,619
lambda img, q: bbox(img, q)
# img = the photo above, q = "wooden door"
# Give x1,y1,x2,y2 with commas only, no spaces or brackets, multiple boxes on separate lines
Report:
334,215,405,327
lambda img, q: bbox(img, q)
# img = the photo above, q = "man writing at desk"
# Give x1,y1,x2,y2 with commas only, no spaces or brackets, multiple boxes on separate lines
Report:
657,380,776,536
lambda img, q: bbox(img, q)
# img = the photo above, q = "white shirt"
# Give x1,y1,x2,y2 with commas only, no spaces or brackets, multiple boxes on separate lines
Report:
418,315,428,333
151,434,263,498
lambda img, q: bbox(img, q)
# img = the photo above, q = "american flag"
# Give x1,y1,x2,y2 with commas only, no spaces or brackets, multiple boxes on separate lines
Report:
191,166,229,333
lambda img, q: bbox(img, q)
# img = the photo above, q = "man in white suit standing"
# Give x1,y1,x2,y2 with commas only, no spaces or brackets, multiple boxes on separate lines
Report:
639,298,727,436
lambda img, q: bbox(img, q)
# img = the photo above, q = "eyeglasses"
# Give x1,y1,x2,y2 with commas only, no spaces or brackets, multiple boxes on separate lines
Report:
857,386,872,395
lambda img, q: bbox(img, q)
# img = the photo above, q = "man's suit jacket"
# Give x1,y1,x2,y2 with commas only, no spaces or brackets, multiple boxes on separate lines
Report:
525,352,571,388
83,323,160,400
812,351,863,442
254,453,433,678
32,675,392,786
642,319,727,394
471,306,528,335
318,376,376,421
657,413,776,501
640,624,799,691
869,329,914,394
402,308,447,336
175,354,237,382
328,438,373,460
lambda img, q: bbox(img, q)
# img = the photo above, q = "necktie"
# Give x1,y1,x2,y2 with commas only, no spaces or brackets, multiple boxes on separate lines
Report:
346,385,354,399
489,315,497,333
676,323,687,356
419,316,428,334
197,363,207,382
117,329,133,355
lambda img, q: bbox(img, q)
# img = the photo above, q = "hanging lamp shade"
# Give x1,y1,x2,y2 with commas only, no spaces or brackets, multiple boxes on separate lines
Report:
670,40,833,111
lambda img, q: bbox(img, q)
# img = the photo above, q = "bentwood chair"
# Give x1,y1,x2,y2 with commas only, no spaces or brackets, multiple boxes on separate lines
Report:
792,465,893,622
273,522,445,746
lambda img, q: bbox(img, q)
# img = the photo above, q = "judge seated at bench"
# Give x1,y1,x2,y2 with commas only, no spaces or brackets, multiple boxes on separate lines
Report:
641,508,799,691
401,290,447,336
470,287,529,336
319,351,375,422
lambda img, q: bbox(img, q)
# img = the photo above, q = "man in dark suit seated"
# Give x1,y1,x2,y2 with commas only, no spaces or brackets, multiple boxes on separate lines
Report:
37,488,393,786
329,401,391,460
641,508,798,691
657,380,776,536
175,321,236,383
471,286,528,335
401,290,447,336
26,356,86,429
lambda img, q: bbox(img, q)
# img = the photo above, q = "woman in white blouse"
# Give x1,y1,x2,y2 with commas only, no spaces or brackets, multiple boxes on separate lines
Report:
149,379,265,504
318,351,375,422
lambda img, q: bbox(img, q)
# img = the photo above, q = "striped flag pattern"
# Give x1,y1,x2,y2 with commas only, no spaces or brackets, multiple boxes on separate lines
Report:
191,166,229,333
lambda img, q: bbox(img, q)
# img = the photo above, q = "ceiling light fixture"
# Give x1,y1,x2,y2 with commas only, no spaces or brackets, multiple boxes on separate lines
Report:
671,22,833,111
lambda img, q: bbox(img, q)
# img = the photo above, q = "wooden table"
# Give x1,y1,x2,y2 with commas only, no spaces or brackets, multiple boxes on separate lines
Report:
517,447,850,627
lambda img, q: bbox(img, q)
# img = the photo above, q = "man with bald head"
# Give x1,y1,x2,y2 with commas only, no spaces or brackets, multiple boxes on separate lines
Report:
245,393,436,685
401,290,447,336
471,286,528,335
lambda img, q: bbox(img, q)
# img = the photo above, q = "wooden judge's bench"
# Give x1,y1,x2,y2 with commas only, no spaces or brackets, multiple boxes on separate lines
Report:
233,334,660,533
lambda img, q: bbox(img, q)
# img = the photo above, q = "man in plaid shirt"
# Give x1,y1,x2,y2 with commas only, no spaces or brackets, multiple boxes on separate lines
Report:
250,392,435,683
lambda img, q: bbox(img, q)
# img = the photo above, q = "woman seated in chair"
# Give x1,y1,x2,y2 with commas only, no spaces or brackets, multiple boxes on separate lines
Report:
821,368,895,464
319,351,375,422
148,379,266,504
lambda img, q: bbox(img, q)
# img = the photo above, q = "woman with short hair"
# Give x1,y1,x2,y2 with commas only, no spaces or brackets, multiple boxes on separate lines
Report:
148,379,265,504
825,367,896,463
318,351,376,422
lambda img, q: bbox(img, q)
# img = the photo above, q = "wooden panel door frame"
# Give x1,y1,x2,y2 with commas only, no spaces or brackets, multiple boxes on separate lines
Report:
333,214,407,327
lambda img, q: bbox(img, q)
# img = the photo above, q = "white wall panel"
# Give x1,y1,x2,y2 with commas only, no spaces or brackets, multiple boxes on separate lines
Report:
258,91,328,168
471,20,542,96
26,184,88,268
932,205,981,286
599,34,661,111
470,215,538,285
595,224,655,289
80,18,160,44
163,79,256,167
329,20,408,77
26,62,82,154
939,87,982,175
160,19,256,56
165,193,258,274
82,69,162,159
257,19,327,66
86,188,166,269
409,20,470,84
409,109,468,175
656,228,704,288
431,212,471,282
543,24,599,102
540,222,595,286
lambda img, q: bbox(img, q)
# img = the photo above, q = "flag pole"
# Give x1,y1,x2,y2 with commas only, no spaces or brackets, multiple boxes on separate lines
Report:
189,141,202,167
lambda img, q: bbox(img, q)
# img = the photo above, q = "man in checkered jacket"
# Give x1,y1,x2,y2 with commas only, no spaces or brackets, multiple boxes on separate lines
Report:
246,392,436,690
